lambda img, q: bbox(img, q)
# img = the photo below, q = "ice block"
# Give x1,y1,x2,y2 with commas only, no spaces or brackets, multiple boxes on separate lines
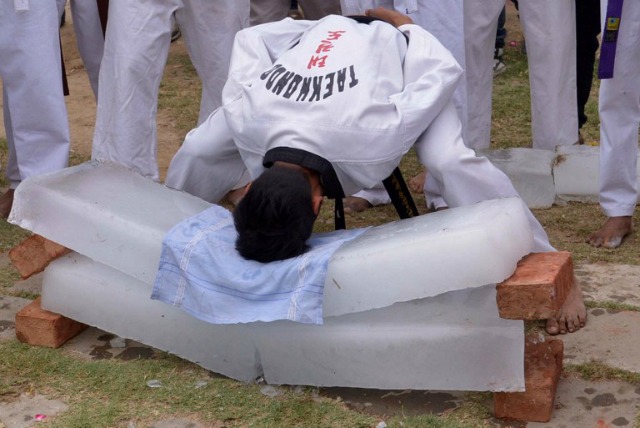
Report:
476,148,556,209
256,285,524,391
11,161,533,317
323,197,532,316
42,253,525,391
42,253,262,382
16,161,531,391
9,161,211,284
553,145,600,202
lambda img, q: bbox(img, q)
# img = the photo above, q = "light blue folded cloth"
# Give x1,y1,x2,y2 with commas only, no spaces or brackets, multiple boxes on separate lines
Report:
151,205,368,325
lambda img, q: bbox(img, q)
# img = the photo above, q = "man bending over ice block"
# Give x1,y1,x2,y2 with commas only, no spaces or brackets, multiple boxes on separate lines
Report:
165,8,586,335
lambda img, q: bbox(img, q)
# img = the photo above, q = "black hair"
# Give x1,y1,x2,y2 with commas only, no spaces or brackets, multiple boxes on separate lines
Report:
233,165,318,263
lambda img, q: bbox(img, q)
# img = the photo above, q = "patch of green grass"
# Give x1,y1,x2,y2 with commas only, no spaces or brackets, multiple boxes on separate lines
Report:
158,51,202,138
564,361,640,384
533,202,640,265
69,150,91,167
492,49,533,149
0,262,20,291
0,220,31,252
0,340,387,427
9,290,39,300
586,300,640,312
0,137,8,188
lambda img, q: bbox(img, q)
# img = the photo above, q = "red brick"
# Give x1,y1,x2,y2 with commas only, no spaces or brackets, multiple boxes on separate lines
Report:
496,251,573,320
15,297,87,348
9,234,70,279
494,334,564,422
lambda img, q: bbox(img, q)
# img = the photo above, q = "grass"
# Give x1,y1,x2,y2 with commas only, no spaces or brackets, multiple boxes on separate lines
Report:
1,18,640,428
564,361,640,384
158,50,202,139
585,300,640,312
0,341,484,428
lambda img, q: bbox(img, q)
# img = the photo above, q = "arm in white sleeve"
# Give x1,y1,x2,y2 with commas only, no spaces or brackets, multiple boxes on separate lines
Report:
165,108,249,203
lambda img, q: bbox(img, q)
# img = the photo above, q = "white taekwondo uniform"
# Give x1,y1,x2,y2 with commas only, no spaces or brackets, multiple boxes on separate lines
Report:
0,0,70,189
598,0,640,218
92,0,249,181
166,15,554,252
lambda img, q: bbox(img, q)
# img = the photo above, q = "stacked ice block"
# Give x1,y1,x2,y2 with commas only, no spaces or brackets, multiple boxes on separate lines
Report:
10,161,533,391
476,148,556,209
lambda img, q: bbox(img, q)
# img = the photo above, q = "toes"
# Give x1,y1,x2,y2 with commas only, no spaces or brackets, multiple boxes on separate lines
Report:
548,315,568,335
586,235,603,247
546,318,560,335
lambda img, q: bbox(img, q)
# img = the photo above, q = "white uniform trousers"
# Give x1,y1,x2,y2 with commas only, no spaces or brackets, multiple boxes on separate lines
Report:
166,100,554,253
0,0,70,189
414,101,553,253
340,0,466,208
465,0,579,150
92,0,249,181
250,0,341,25
69,0,105,99
598,0,640,217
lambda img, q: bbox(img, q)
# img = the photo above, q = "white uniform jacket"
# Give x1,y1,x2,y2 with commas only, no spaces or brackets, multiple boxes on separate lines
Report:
166,13,555,252
221,15,462,197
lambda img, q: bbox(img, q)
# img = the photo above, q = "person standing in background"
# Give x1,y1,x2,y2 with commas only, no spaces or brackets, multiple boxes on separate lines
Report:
464,0,578,151
493,6,507,76
586,0,639,249
92,1,250,182
0,0,70,218
575,0,601,143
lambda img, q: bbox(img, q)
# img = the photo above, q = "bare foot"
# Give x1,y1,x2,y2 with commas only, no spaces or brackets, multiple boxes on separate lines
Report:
586,216,633,249
224,184,251,207
546,275,587,335
343,196,372,214
0,189,15,219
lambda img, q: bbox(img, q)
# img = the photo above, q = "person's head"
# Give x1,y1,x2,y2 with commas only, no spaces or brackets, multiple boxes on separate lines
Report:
233,164,324,263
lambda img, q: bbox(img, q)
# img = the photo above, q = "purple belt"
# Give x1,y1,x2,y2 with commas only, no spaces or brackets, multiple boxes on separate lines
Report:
598,0,624,79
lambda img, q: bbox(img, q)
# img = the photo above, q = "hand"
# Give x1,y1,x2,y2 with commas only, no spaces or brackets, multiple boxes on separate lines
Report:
365,7,414,27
